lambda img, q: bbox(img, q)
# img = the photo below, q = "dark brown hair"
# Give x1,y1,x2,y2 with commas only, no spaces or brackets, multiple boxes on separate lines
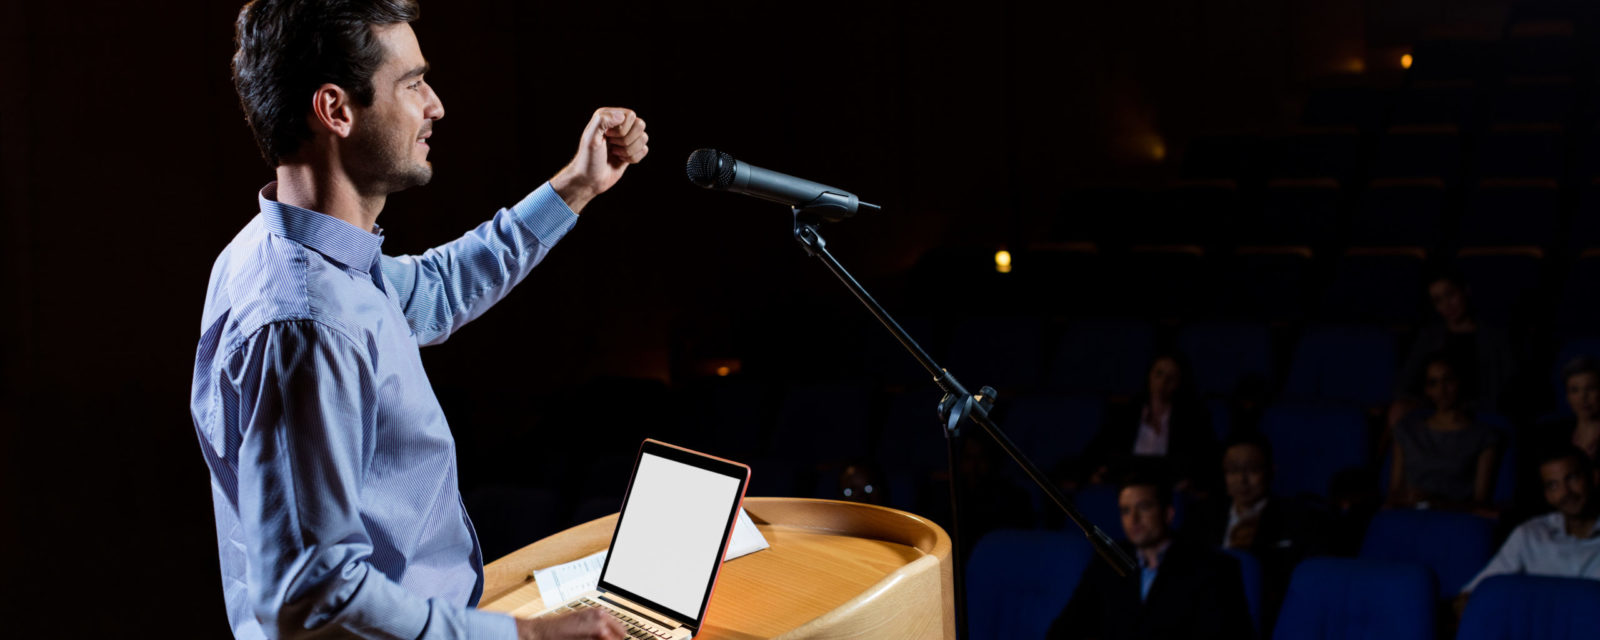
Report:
231,0,420,166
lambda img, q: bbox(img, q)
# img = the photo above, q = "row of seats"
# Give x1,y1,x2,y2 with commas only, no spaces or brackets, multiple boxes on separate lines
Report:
967,527,1600,640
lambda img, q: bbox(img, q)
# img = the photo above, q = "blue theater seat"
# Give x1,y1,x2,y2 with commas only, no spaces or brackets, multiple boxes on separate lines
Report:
1284,325,1398,407
1359,509,1497,596
966,529,1093,640
946,316,1046,391
1047,319,1156,396
876,389,953,512
1178,321,1273,398
1224,548,1264,634
1260,403,1371,498
1004,393,1105,471
1273,558,1436,640
1457,574,1600,640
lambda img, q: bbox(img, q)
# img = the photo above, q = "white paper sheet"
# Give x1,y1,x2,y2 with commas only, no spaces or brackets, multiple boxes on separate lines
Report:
533,507,771,607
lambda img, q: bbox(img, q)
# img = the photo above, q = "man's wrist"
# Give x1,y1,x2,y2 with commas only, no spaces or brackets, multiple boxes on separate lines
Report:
549,170,597,214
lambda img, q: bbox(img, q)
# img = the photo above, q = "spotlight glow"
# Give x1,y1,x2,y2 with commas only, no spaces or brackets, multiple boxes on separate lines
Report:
995,250,1013,274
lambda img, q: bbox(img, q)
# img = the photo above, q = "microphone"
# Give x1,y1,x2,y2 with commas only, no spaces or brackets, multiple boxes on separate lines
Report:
686,149,879,221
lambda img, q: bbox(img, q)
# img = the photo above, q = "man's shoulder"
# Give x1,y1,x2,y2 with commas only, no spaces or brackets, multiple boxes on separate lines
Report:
203,216,362,351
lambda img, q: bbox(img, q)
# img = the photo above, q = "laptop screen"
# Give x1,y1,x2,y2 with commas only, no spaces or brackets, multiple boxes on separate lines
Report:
599,441,748,626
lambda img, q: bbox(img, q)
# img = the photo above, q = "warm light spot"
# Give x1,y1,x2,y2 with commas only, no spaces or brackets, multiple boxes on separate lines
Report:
1401,53,1413,69
715,366,731,377
1150,139,1167,162
994,250,1013,274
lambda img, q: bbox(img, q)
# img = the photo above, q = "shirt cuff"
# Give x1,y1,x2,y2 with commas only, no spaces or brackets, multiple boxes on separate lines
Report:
509,182,579,246
464,608,520,640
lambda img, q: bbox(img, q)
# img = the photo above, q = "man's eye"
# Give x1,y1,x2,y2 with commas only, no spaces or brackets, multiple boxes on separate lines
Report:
408,81,421,90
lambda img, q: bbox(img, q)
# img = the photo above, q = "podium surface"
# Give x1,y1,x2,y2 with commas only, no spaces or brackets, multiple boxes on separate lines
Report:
479,497,955,639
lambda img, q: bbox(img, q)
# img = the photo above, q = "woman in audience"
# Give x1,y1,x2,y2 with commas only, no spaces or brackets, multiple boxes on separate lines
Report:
1084,351,1218,494
1389,354,1502,510
1389,271,1518,427
1538,356,1600,460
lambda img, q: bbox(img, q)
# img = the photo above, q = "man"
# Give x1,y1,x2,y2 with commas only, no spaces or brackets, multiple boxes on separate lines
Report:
1190,433,1325,633
190,1,645,638
1047,477,1254,640
1459,444,1600,599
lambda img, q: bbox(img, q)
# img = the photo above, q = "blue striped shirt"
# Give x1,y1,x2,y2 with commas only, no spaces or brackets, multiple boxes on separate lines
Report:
190,182,577,639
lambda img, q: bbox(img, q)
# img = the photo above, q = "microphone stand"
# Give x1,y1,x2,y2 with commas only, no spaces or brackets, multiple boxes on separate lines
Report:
789,208,1138,639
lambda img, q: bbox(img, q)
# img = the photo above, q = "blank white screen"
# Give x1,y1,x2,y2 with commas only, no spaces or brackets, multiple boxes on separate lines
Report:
603,453,741,620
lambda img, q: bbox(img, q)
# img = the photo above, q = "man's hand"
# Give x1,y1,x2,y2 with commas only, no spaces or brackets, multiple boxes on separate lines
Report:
515,609,626,640
551,107,648,213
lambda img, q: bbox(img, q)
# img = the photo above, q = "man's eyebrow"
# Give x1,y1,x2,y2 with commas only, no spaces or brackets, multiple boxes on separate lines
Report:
397,62,430,83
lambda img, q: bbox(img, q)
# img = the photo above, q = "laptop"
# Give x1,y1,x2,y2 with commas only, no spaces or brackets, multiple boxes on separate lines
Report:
543,439,751,639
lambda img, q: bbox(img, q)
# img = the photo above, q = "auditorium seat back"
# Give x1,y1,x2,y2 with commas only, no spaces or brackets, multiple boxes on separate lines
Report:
1359,509,1497,596
965,529,1093,640
1457,574,1600,640
1274,557,1436,640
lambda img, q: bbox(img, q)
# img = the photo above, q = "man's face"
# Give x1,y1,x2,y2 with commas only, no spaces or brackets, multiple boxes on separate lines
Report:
347,22,444,196
1119,485,1172,549
1542,456,1595,518
1223,443,1270,508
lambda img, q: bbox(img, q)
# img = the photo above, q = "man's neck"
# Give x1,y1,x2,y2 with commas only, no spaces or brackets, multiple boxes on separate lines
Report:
1138,538,1172,570
275,161,386,232
1232,496,1267,517
1565,511,1599,539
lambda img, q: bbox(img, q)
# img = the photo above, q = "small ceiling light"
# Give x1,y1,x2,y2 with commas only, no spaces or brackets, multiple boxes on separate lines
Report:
995,249,1013,274
1401,53,1413,69
715,366,731,377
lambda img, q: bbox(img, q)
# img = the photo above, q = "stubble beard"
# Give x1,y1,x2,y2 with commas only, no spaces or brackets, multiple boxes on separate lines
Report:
349,121,433,197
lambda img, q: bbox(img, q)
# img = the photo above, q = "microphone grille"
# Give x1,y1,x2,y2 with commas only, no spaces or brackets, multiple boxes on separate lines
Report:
686,148,736,189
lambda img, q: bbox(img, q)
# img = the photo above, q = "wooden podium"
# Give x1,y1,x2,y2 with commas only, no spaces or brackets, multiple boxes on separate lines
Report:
478,497,956,639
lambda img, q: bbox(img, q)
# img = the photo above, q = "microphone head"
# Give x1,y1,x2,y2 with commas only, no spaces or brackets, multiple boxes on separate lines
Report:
686,148,737,189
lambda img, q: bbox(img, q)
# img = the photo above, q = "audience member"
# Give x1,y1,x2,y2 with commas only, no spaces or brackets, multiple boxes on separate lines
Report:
1190,433,1327,631
1388,354,1502,510
1083,352,1218,494
1454,444,1600,614
835,462,888,506
1047,475,1254,640
1538,357,1600,460
1390,271,1517,426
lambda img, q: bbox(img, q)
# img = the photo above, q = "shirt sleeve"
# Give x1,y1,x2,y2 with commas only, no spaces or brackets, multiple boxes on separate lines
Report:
379,182,578,346
1461,522,1530,594
234,320,517,639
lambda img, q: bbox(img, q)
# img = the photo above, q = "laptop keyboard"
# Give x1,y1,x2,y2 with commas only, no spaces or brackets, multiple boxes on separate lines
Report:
566,597,675,639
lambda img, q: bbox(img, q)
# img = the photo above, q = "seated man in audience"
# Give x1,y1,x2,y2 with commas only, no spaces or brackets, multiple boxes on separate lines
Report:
1191,433,1326,629
1048,475,1254,640
1456,444,1600,612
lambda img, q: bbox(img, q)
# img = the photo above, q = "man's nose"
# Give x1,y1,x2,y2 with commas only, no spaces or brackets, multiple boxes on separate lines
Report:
426,86,445,121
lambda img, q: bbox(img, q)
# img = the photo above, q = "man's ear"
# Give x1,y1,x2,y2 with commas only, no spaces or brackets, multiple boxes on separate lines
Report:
309,83,355,139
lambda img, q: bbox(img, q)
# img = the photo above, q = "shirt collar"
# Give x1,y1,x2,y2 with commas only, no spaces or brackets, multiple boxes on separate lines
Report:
1137,539,1174,569
258,182,384,272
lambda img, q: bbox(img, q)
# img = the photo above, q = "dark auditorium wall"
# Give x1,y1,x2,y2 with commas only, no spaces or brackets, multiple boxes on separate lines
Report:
0,0,1487,633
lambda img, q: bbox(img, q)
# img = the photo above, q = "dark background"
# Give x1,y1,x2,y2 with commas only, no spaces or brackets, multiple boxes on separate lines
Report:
0,0,1540,635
